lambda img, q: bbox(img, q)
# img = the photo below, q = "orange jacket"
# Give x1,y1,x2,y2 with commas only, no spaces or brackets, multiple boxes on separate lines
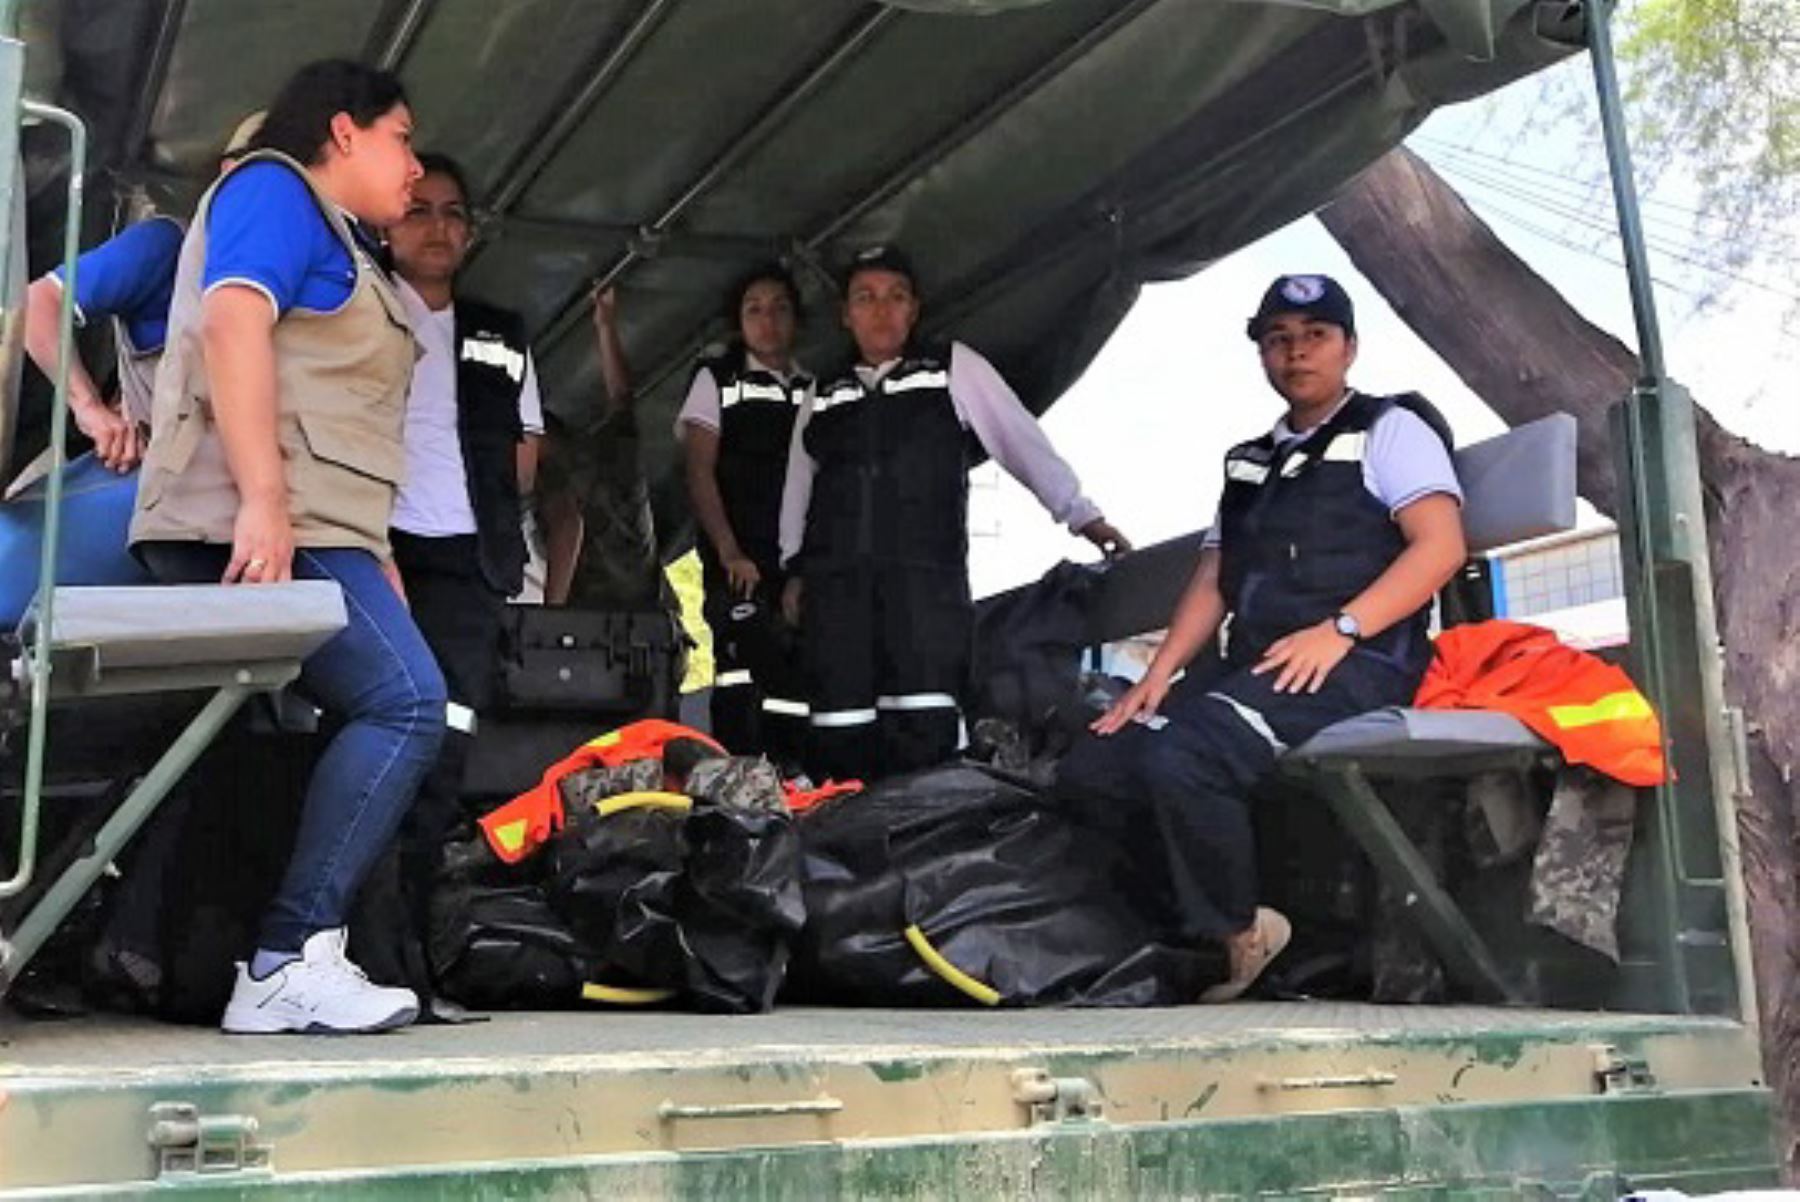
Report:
479,720,725,863
1416,620,1666,786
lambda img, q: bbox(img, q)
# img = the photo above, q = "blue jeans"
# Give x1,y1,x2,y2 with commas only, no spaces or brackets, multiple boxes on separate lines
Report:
138,543,447,952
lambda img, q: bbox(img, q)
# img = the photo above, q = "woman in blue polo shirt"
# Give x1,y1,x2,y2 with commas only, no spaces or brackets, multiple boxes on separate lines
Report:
131,59,438,1035
0,117,262,625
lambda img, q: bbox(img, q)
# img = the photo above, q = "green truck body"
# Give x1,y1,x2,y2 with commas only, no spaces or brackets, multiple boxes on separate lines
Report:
0,1,1775,1195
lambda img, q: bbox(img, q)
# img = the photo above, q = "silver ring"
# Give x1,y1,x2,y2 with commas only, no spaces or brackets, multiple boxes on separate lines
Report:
247,558,268,571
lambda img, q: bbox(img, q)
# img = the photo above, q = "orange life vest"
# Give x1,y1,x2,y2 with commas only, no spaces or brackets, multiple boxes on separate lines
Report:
1415,620,1666,786
478,719,725,863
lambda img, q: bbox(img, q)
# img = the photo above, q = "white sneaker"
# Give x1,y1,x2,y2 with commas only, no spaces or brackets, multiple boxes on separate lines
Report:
221,928,419,1034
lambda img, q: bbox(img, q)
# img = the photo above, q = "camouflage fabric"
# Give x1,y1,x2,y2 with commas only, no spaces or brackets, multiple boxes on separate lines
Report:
1528,764,1636,962
1463,770,1542,870
686,756,786,814
557,758,665,817
540,408,676,614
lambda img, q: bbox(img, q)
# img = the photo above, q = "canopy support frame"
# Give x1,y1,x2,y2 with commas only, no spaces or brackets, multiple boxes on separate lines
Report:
1588,0,1757,1028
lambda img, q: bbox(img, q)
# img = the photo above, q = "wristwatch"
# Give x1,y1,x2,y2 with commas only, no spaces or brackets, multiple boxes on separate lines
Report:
1332,611,1363,642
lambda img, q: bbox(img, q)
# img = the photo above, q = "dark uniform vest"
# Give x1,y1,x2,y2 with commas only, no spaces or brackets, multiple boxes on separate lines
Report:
803,342,971,571
696,346,810,570
453,298,529,595
1216,391,1454,669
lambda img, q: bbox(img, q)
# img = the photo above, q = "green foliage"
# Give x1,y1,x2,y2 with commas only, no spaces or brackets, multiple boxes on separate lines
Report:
1617,0,1799,290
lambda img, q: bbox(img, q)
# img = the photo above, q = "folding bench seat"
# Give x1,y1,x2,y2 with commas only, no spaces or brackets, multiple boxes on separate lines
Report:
1,581,345,995
1278,413,1580,1003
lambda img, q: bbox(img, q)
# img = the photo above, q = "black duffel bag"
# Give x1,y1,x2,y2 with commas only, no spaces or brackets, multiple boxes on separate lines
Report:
788,764,1219,1008
462,607,688,803
499,607,685,719
430,883,606,1011
545,757,805,1015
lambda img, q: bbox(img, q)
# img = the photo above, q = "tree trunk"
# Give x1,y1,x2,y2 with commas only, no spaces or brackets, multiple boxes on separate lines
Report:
1321,145,1800,1174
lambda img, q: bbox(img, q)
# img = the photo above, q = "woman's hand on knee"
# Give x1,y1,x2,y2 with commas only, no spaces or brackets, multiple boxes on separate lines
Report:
224,495,296,585
1090,672,1171,736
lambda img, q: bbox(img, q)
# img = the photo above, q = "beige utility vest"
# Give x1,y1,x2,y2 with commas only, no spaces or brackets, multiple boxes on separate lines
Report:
130,150,414,558
115,311,165,430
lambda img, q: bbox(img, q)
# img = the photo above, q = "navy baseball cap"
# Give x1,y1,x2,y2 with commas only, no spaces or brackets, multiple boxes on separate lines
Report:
842,244,919,293
1246,273,1355,341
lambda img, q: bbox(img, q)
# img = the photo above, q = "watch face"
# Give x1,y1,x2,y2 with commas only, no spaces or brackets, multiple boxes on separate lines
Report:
1335,613,1359,638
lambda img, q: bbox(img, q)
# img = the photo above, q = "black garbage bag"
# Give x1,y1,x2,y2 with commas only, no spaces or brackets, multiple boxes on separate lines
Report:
545,757,805,1014
788,763,1218,1007
430,884,603,1010
547,803,687,991
678,760,806,1012
968,561,1103,769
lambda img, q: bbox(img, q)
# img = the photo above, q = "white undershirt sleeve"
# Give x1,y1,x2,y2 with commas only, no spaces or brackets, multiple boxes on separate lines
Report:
674,366,722,441
948,342,1102,533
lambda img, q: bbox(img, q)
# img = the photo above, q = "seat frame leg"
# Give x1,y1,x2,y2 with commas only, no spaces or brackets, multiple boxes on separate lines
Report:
1313,762,1521,1004
0,684,254,996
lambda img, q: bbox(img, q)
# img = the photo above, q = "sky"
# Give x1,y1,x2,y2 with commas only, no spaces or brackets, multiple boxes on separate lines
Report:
965,55,1799,599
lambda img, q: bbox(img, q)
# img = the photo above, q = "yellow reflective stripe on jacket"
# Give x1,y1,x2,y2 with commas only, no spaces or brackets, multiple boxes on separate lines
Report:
1547,690,1654,730
492,818,530,855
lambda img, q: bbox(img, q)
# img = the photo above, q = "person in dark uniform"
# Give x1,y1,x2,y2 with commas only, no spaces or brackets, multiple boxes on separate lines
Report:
1056,274,1468,1002
384,152,543,839
779,245,1127,782
676,263,812,762
344,151,548,1010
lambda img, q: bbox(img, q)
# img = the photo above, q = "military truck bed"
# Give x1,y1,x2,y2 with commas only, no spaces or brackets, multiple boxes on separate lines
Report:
0,1003,1778,1197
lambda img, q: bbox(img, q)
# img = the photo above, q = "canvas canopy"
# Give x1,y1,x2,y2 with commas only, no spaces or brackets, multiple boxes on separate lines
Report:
8,0,1580,534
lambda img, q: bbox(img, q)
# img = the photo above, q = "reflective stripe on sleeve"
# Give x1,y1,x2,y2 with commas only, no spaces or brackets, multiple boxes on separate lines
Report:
714,669,754,688
761,697,811,717
811,707,878,728
876,692,959,712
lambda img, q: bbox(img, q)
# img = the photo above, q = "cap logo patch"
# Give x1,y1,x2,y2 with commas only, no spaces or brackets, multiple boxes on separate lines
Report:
1280,275,1327,304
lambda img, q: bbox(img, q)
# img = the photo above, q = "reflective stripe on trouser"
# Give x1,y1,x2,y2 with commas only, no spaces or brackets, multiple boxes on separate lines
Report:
1053,650,1417,943
702,561,806,762
803,564,970,781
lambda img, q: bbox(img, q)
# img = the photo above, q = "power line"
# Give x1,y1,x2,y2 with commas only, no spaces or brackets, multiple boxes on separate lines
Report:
1431,158,1800,305
1472,200,1706,301
1420,141,1800,265
1415,135,1800,248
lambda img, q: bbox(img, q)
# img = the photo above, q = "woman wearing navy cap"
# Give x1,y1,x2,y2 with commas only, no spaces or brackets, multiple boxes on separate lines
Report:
1059,273,1467,1003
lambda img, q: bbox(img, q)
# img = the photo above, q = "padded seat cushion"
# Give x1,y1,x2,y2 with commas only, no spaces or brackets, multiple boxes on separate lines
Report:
1286,706,1548,773
23,582,346,670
